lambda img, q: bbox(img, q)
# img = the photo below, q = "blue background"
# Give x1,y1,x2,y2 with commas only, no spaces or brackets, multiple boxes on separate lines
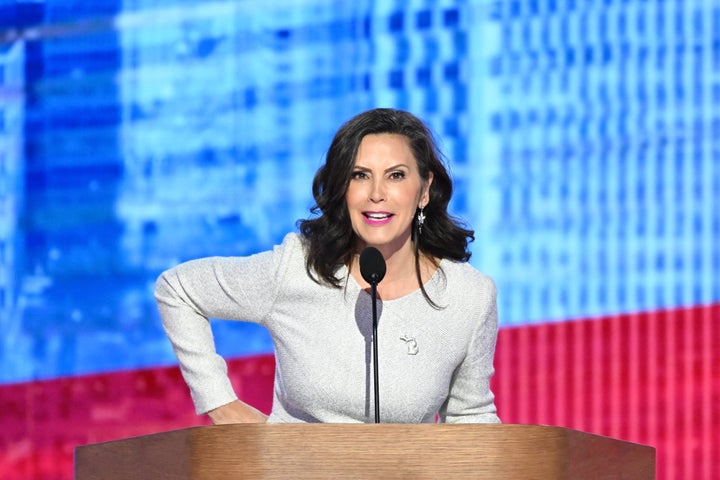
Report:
1,0,718,383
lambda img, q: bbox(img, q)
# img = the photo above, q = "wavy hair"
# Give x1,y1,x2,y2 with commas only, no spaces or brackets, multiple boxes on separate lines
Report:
297,108,474,307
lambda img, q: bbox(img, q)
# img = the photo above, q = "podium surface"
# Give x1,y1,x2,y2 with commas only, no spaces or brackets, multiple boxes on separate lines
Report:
75,424,655,479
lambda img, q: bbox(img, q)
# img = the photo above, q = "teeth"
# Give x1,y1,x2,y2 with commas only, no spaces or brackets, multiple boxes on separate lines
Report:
366,213,390,220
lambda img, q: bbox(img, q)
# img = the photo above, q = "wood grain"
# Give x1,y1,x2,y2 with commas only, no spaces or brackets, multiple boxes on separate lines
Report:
75,424,655,479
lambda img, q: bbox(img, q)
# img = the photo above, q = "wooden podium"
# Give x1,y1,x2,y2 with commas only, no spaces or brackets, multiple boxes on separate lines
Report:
75,424,655,479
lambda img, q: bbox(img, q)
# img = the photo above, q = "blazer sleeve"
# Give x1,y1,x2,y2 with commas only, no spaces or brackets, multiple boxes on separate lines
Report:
439,275,501,424
153,233,297,414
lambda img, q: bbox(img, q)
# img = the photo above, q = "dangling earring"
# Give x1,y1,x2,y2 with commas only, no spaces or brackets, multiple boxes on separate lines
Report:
417,206,426,235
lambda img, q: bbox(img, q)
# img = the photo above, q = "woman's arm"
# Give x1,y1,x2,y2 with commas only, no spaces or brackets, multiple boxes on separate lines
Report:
154,246,283,416
440,275,501,423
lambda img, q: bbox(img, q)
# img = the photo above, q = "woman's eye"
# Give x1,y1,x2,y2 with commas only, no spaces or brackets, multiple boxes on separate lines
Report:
390,171,406,180
351,171,368,180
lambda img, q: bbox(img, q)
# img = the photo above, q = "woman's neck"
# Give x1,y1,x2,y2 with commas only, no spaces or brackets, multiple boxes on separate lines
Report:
350,244,436,300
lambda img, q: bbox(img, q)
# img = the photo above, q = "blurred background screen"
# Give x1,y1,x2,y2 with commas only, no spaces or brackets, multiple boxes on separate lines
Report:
2,0,716,383
0,1,717,479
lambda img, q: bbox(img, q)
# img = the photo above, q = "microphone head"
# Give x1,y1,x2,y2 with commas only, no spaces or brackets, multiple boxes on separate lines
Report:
359,247,386,285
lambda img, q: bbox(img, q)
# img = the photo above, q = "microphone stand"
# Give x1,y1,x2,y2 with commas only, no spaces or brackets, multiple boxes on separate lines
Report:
359,246,385,424
370,279,380,424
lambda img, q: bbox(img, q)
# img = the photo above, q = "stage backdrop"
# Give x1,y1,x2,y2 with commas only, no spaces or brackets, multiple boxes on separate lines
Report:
0,1,717,479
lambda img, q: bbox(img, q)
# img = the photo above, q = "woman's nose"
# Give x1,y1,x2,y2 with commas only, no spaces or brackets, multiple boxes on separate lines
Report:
369,179,386,202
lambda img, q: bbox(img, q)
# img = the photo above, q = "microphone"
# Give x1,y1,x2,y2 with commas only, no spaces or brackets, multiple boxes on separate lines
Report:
359,247,386,424
359,246,386,285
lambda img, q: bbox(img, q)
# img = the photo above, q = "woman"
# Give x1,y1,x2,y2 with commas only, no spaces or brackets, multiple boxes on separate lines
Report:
155,108,500,424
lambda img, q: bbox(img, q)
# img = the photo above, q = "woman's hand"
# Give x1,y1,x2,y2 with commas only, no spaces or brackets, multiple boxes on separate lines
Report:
207,400,268,424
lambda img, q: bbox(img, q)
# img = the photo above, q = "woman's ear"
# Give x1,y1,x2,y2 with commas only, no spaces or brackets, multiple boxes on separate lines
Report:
421,171,434,206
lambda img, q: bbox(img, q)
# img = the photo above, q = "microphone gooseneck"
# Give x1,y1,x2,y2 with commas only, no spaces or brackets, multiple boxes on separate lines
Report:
359,246,386,424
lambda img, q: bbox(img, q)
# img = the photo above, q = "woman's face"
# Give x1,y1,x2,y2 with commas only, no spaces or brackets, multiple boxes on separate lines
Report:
345,133,432,256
